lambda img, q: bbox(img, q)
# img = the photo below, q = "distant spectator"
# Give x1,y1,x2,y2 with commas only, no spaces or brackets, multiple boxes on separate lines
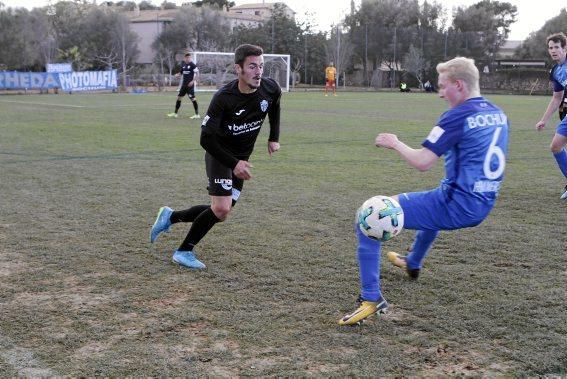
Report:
424,80,436,93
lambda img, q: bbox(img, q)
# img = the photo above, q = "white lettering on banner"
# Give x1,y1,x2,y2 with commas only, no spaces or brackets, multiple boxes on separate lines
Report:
31,75,44,88
0,72,61,89
19,75,30,88
58,70,117,91
467,113,507,129
3,72,19,87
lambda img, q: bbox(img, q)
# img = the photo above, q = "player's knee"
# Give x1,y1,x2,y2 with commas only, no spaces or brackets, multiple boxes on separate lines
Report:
550,141,564,153
211,203,231,221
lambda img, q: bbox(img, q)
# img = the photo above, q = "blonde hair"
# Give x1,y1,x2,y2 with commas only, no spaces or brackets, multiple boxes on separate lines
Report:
436,57,480,93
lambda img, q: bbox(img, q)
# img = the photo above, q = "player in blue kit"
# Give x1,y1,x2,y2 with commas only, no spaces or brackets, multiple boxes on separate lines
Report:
535,33,567,200
339,57,509,326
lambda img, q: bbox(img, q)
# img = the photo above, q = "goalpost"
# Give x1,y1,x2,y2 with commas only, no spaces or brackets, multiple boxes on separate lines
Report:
193,52,290,92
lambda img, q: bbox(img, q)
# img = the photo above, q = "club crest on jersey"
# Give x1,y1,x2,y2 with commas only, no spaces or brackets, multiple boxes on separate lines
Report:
260,100,268,112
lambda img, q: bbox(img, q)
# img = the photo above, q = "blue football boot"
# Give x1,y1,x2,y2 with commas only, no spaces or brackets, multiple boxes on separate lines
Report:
150,206,173,243
172,250,206,269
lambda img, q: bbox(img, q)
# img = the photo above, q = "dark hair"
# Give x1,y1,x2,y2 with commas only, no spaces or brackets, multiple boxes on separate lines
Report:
234,44,263,67
546,32,567,47
184,53,191,57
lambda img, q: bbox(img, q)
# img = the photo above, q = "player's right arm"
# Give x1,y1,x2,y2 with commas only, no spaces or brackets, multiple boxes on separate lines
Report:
375,133,438,172
536,90,564,130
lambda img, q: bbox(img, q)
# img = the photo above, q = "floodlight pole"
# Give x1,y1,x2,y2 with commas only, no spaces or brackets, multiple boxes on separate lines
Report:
336,23,340,89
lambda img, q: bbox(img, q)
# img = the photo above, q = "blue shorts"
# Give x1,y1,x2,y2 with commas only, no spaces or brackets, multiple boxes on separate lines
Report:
398,187,491,231
557,116,567,137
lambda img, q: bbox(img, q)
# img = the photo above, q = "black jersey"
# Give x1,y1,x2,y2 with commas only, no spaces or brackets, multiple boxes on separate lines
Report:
180,61,198,85
200,77,281,169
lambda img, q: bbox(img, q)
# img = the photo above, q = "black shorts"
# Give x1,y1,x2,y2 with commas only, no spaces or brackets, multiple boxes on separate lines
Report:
178,84,195,99
205,152,244,200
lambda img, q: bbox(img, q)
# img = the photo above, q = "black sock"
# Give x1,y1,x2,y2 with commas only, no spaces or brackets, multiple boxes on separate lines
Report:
178,208,220,251
175,100,181,113
170,205,209,224
192,100,199,114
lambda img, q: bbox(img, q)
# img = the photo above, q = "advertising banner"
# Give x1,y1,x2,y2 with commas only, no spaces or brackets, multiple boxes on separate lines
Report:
0,70,118,91
46,63,73,73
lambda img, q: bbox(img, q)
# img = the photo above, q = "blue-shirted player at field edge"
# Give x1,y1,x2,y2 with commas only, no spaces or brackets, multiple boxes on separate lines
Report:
339,57,509,326
535,32,567,200
167,52,200,119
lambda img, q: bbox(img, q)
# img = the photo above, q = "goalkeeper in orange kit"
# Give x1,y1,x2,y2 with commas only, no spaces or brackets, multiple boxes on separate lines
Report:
324,62,336,96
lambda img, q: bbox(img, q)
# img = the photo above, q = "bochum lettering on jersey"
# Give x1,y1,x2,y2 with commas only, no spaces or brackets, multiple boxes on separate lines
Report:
0,70,117,91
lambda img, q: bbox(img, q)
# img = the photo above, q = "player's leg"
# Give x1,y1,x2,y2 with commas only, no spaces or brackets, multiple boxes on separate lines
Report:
167,94,183,118
170,205,210,223
385,191,449,278
551,121,567,198
188,89,200,119
339,222,388,326
150,204,212,244
172,155,242,268
168,86,188,117
406,230,439,272
176,196,227,252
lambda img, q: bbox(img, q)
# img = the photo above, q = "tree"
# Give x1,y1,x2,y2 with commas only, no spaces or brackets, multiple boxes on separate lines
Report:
192,0,235,12
345,0,430,87
29,8,57,67
152,4,230,82
0,6,52,71
451,0,517,63
138,1,157,10
516,9,567,59
326,24,354,86
403,44,429,87
160,1,176,10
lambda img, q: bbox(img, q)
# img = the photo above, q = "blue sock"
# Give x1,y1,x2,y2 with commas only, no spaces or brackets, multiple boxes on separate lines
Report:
407,230,439,269
553,150,567,179
355,226,382,302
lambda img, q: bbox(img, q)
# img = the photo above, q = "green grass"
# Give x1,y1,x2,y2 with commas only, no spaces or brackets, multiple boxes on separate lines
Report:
0,90,566,376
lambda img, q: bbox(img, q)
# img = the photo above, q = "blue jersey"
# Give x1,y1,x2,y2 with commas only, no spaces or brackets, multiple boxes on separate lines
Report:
422,97,509,217
550,62,567,92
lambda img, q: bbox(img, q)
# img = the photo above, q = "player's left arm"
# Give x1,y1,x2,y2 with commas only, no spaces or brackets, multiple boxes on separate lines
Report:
376,133,439,172
267,86,282,156
189,64,199,87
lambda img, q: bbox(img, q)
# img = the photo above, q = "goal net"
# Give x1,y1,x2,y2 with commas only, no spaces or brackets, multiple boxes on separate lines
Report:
193,51,290,92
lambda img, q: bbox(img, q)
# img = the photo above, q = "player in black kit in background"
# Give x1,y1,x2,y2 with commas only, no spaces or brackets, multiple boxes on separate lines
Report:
167,52,200,119
151,44,282,269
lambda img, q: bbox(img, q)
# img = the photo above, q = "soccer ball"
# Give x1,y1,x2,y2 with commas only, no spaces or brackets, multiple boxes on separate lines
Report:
357,195,404,241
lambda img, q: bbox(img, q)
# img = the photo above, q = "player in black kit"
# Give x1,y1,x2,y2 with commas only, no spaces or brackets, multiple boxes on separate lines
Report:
167,52,200,119
151,44,281,269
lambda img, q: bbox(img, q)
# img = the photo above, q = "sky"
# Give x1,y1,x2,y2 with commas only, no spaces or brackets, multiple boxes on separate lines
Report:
1,0,566,40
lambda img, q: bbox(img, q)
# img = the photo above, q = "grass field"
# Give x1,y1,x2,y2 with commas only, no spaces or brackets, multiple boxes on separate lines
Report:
0,90,566,377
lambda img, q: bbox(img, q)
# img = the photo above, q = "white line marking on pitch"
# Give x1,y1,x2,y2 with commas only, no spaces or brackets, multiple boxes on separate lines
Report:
0,100,85,108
